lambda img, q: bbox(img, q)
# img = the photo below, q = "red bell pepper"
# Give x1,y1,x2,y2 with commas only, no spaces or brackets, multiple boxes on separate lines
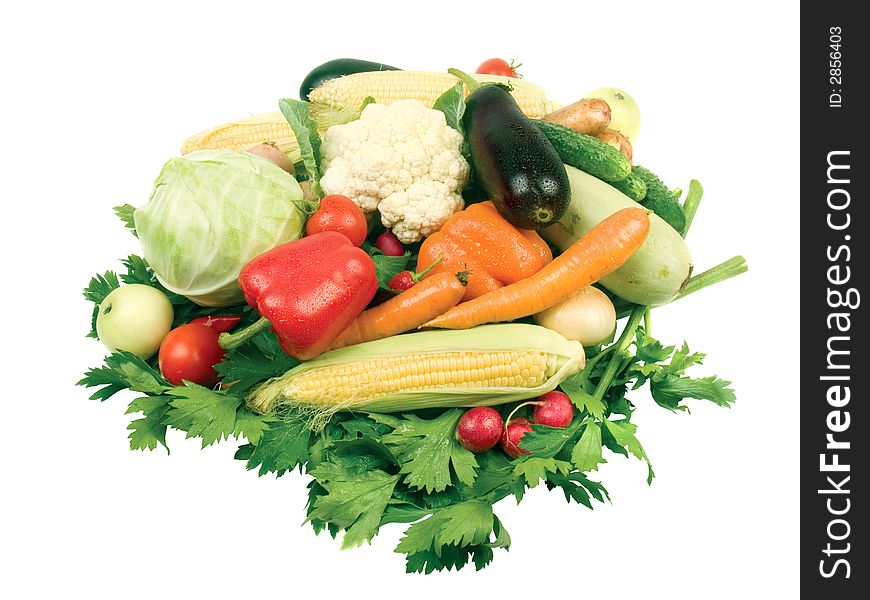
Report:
190,315,241,333
219,232,377,359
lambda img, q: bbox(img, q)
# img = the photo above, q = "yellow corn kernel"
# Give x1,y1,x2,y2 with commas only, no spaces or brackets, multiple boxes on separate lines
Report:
281,351,554,408
247,324,585,420
180,112,301,163
308,71,559,119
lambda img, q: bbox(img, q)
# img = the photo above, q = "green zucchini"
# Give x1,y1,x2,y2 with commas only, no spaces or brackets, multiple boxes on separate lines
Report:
299,58,400,101
609,170,647,201
633,165,686,233
542,165,693,305
534,120,631,183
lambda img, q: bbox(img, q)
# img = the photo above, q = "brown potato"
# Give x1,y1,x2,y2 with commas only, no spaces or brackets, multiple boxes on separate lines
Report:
595,128,633,164
543,98,611,135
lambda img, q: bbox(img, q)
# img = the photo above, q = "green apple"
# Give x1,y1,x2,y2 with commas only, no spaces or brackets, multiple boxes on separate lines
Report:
96,284,174,359
584,87,641,141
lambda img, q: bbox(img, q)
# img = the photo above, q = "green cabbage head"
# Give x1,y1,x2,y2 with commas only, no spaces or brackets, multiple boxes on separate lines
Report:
135,150,306,307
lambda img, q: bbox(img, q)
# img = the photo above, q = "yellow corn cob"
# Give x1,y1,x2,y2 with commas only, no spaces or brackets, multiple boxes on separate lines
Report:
308,70,560,119
248,324,585,420
180,111,302,164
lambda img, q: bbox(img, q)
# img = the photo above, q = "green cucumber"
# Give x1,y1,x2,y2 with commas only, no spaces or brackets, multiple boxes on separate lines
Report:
633,165,686,233
609,170,647,201
299,58,400,101
534,120,631,183
542,165,693,305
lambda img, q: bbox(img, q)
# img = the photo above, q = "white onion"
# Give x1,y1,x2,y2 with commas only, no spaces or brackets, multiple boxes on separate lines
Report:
534,286,616,346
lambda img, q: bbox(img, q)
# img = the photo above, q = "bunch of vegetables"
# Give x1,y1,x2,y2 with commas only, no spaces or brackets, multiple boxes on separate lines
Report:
79,57,747,573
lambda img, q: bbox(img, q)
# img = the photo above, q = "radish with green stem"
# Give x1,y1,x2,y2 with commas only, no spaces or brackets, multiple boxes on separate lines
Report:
501,417,534,458
456,407,503,453
532,391,574,428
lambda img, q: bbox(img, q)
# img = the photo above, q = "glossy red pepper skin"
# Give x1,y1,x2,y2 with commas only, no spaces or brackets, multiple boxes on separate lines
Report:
238,232,377,360
190,315,241,333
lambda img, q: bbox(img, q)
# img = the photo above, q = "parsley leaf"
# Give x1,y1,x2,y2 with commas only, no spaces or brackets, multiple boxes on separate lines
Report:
512,457,572,488
307,462,399,549
245,412,311,476
604,419,655,484
651,374,736,410
561,372,606,419
126,396,171,452
163,384,242,448
571,420,605,472
78,351,170,401
395,501,502,573
82,271,120,338
216,331,298,394
546,471,610,509
377,409,478,493
113,204,138,237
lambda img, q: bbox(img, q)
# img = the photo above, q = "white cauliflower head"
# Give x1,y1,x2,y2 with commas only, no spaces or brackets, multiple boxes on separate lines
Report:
319,99,470,243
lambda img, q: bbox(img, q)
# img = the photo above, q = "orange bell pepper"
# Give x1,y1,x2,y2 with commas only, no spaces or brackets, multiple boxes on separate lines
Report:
418,201,553,301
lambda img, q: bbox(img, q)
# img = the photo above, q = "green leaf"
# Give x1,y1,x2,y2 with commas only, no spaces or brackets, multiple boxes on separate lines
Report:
246,412,311,476
512,457,572,488
119,254,154,286
78,351,171,401
126,396,171,452
517,422,579,458
571,420,605,472
233,407,274,445
279,98,322,187
113,204,138,237
395,501,501,573
216,330,299,394
546,471,610,509
433,82,466,133
380,409,479,493
651,374,736,410
361,242,411,289
163,384,242,448
560,373,605,419
604,419,655,484
447,68,480,93
308,462,399,549
83,271,120,338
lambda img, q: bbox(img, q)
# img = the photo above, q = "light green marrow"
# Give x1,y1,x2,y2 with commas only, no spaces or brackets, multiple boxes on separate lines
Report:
542,165,693,305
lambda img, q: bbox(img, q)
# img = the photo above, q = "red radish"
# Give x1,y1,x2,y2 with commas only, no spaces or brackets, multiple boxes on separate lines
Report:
501,417,534,458
388,255,444,292
375,231,406,256
456,407,503,453
532,391,574,428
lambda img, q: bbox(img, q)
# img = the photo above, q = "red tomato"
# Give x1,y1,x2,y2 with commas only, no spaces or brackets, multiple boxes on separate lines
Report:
158,324,225,387
306,195,368,246
476,58,520,78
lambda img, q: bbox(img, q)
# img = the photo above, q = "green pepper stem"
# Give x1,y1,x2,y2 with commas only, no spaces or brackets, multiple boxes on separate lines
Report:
218,316,272,350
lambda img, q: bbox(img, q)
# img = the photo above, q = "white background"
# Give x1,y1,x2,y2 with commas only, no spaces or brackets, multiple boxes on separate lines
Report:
1,1,799,598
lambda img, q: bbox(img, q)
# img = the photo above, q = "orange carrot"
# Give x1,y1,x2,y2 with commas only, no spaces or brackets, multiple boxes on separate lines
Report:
423,208,650,330
329,272,467,349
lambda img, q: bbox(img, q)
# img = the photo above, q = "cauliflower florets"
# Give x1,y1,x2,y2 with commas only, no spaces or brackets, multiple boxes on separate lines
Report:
319,100,470,243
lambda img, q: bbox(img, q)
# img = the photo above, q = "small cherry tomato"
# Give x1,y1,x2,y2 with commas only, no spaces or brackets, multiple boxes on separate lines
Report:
190,315,241,334
375,231,406,256
476,58,521,78
306,195,368,246
158,324,225,387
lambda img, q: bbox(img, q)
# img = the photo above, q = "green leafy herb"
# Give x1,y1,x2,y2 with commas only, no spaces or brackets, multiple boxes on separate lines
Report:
77,351,170,401
376,410,478,493
571,420,605,472
126,396,171,451
603,419,655,484
308,462,400,549
216,330,299,394
245,412,311,476
433,82,466,133
279,98,322,188
113,204,138,237
361,241,412,289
